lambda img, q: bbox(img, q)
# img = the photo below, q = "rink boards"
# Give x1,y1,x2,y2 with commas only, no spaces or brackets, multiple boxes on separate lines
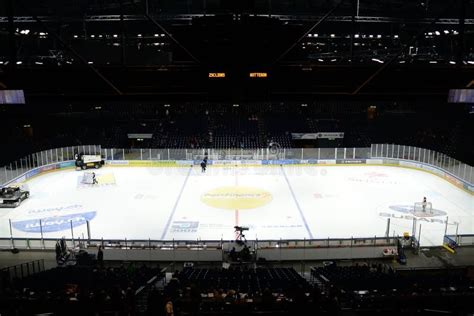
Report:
0,160,472,246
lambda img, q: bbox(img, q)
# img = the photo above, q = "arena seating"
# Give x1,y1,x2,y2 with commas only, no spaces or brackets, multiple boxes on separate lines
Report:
0,102,472,166
0,264,161,315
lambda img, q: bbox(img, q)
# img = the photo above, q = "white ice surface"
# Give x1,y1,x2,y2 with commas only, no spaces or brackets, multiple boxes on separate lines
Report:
0,165,471,246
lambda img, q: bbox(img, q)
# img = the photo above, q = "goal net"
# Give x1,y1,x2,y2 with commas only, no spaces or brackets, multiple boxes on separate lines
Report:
81,172,95,184
414,202,432,214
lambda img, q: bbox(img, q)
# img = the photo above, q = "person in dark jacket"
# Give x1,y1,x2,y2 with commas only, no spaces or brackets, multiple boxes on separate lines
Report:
97,246,104,267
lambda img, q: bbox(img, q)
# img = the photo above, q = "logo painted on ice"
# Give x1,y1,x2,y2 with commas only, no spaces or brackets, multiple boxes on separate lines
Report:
12,211,96,233
171,221,199,233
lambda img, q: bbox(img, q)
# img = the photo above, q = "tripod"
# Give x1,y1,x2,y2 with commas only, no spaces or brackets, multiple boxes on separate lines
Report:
234,226,248,244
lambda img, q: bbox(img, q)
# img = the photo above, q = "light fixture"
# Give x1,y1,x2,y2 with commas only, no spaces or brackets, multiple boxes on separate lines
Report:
435,31,440,36
371,58,383,64
73,35,78,38
233,104,239,107
113,34,118,38
16,61,22,65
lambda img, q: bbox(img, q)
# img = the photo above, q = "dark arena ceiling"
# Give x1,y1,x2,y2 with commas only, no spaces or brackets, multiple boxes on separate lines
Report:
0,0,473,100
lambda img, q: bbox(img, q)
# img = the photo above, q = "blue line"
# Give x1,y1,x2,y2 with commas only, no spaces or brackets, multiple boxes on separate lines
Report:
280,166,314,239
160,166,193,239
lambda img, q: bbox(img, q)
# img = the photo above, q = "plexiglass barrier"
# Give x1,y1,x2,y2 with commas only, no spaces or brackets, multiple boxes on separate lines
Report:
1,144,472,186
371,144,473,185
0,145,102,186
0,236,399,251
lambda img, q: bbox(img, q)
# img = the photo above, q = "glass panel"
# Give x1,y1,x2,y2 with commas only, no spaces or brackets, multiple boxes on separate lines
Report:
302,148,318,160
319,148,334,159
168,149,187,160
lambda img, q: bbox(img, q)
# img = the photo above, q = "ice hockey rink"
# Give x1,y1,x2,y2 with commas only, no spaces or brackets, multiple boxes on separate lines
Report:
0,165,472,246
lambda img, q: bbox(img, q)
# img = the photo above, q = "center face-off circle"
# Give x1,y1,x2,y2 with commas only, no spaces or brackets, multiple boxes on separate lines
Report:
201,186,273,209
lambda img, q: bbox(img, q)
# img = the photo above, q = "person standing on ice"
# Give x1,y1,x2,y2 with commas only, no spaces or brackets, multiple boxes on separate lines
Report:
200,160,207,173
92,172,98,184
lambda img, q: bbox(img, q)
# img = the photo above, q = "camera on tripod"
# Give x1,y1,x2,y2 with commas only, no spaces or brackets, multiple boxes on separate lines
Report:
234,226,249,243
